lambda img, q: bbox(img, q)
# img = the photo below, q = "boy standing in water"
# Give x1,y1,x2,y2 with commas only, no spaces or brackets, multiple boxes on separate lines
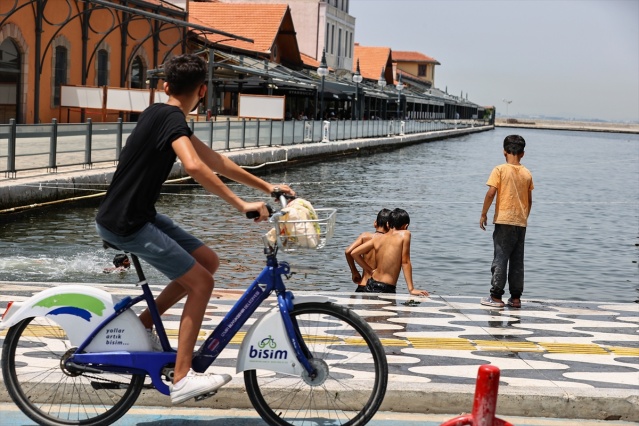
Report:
480,134,534,309
95,54,294,404
345,208,391,290
351,208,429,296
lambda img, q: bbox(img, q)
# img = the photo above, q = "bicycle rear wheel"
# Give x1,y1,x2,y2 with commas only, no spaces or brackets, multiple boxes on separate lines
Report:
1,316,145,426
244,301,388,426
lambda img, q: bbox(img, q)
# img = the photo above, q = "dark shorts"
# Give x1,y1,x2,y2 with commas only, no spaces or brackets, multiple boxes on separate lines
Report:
355,278,396,293
96,213,204,281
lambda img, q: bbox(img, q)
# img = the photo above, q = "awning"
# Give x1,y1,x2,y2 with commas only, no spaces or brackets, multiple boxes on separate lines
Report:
208,50,317,92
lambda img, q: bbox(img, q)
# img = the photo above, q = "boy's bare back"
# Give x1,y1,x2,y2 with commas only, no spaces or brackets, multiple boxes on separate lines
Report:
352,228,409,285
371,230,407,285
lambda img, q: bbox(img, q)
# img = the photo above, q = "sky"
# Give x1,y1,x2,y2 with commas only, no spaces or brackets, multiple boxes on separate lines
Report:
350,0,639,122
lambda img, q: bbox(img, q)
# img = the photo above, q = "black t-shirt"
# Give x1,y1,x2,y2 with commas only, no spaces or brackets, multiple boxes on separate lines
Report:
96,103,192,235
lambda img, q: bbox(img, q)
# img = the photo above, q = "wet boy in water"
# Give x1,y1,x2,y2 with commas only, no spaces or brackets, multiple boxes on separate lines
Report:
351,208,429,296
345,208,391,290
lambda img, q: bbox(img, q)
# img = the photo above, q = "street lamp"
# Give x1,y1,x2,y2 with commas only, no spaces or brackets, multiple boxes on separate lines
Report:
352,59,362,120
395,73,404,120
317,49,329,120
377,67,386,119
502,98,512,117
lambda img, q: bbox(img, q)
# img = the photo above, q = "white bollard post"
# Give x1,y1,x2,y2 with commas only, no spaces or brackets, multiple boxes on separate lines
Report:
304,121,312,142
322,120,330,142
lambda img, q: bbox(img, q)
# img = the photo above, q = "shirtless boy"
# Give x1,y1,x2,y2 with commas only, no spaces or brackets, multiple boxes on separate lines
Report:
351,208,429,296
345,208,390,290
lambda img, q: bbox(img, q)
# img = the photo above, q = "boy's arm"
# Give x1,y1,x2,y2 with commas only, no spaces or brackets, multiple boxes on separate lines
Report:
351,239,375,276
345,235,365,284
528,189,533,216
401,232,428,296
480,186,497,230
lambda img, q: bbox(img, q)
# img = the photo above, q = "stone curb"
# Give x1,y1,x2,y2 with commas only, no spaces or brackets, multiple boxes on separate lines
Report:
2,382,634,421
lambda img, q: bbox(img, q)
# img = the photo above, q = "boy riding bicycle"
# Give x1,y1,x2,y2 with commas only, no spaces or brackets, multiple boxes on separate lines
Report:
95,53,294,404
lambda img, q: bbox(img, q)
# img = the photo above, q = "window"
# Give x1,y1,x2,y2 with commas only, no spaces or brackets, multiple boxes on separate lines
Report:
326,23,329,50
337,28,342,57
344,30,348,58
348,33,353,58
418,64,427,77
330,25,334,54
54,46,67,106
0,38,20,123
97,49,108,86
130,56,144,89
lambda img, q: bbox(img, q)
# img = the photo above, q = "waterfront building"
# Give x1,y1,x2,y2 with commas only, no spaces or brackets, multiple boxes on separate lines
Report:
188,2,314,117
215,0,356,72
0,0,485,125
392,50,440,90
0,0,195,124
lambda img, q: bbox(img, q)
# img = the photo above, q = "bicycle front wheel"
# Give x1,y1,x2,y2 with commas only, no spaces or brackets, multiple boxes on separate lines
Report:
244,301,388,426
1,316,145,426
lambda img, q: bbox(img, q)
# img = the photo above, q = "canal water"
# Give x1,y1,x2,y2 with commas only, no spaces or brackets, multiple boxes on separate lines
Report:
1,127,637,303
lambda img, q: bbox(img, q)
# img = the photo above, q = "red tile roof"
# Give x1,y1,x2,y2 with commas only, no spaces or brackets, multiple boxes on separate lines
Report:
392,50,440,65
188,2,288,54
352,44,393,81
300,52,320,68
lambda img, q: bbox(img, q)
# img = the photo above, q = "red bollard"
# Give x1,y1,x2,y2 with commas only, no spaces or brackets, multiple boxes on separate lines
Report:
440,365,514,426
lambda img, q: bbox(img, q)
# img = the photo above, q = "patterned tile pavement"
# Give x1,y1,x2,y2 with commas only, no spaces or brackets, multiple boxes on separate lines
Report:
1,282,637,421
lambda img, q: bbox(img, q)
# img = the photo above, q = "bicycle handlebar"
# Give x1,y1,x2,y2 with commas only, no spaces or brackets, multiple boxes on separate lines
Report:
245,191,295,219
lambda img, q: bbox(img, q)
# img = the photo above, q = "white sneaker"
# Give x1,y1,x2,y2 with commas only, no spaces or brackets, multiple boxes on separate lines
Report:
145,328,163,351
170,369,232,404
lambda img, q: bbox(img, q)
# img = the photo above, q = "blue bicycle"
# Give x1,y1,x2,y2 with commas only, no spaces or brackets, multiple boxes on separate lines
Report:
1,195,388,426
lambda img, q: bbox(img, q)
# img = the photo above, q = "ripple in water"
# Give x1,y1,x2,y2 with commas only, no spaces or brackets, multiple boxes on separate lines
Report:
0,128,637,303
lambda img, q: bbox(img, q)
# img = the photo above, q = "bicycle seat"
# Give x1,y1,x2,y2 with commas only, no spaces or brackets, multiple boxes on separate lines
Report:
102,240,122,251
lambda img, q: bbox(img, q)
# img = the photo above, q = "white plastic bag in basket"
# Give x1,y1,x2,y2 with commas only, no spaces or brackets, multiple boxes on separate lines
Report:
279,198,321,248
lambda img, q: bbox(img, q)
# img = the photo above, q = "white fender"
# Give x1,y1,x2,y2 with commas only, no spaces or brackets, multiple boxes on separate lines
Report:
0,285,152,352
236,295,329,374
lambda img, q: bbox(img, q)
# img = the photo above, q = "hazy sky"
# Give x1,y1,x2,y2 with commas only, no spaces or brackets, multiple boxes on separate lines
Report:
350,0,639,122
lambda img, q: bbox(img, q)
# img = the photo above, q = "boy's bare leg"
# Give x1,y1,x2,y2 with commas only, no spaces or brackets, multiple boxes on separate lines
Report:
139,246,219,329
172,262,215,383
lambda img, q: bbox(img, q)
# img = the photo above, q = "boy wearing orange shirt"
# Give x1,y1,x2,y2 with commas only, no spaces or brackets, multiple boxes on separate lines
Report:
480,135,534,308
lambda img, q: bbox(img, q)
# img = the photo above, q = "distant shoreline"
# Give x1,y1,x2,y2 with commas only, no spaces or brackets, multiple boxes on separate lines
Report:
494,118,639,134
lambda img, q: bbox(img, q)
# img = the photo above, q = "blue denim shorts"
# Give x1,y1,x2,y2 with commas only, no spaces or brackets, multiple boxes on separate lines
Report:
96,213,204,281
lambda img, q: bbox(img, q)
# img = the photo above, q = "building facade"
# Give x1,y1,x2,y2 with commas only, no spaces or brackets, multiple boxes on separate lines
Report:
216,0,355,72
392,50,439,89
0,0,189,124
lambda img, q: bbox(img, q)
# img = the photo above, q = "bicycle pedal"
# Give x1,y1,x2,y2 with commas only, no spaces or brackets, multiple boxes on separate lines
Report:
194,391,217,401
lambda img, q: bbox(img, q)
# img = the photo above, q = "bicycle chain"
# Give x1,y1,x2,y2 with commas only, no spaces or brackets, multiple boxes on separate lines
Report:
81,373,155,389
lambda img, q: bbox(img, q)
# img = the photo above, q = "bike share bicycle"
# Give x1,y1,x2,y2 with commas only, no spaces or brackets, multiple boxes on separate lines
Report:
1,194,388,426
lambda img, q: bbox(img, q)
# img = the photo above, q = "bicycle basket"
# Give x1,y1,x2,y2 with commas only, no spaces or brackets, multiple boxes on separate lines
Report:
273,208,336,251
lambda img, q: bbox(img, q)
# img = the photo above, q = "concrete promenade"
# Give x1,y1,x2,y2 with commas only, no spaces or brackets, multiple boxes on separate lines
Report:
494,118,639,134
0,283,637,424
0,125,491,213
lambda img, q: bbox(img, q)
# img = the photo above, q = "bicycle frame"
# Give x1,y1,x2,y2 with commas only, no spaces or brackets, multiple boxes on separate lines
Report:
63,250,325,395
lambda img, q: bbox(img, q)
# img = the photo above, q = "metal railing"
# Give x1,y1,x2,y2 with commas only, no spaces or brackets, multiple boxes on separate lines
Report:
0,117,488,178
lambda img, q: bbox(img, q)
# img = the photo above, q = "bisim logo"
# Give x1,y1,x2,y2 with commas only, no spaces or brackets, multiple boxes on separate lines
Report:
249,335,288,360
